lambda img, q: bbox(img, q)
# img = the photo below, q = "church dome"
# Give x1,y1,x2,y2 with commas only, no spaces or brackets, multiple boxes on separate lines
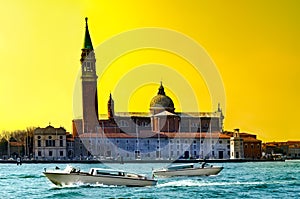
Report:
150,95,174,109
150,82,175,113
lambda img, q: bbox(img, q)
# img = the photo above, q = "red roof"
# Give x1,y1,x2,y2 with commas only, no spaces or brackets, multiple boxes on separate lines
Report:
243,137,261,143
10,142,24,147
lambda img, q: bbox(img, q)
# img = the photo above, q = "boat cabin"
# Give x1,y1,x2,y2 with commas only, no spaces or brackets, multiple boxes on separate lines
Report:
89,168,125,176
167,162,209,170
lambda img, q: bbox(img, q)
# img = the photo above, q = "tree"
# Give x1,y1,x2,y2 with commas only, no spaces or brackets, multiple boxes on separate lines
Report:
0,127,36,158
1,130,12,158
11,130,26,157
25,127,36,158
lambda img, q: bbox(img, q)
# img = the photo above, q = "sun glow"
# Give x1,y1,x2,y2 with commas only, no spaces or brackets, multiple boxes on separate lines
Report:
0,0,299,141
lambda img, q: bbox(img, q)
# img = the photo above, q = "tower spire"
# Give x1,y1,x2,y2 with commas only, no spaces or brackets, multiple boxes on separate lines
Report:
83,17,93,50
108,93,115,120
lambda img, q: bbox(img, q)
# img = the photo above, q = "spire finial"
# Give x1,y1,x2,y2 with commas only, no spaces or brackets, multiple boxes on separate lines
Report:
218,102,222,112
158,81,165,95
83,17,93,50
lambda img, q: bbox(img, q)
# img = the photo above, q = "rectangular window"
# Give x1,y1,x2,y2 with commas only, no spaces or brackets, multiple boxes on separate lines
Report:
38,151,41,156
38,140,41,147
156,151,160,158
46,140,55,147
60,151,64,156
60,140,63,147
49,151,53,156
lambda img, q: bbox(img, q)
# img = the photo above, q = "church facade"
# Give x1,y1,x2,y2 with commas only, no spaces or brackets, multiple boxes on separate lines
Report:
72,18,230,161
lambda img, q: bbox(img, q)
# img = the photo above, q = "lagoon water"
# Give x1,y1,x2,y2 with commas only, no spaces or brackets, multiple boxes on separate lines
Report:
0,161,299,198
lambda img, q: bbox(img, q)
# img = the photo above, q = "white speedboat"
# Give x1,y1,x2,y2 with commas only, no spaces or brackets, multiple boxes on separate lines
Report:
43,165,157,187
152,162,223,177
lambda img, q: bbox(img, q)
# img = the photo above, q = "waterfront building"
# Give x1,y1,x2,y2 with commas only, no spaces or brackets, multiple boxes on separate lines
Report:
67,18,275,162
224,130,262,160
230,129,244,159
9,141,24,158
66,132,75,159
263,141,300,159
33,125,67,160
71,18,226,161
241,134,262,159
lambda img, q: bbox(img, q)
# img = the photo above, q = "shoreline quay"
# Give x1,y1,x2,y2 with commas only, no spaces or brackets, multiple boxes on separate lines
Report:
0,159,287,164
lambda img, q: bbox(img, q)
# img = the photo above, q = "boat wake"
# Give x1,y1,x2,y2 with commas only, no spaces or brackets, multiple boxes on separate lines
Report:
50,182,118,189
19,174,44,179
157,179,269,188
8,173,44,179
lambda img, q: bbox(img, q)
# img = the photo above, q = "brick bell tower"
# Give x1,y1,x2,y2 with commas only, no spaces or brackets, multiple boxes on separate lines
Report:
81,17,99,133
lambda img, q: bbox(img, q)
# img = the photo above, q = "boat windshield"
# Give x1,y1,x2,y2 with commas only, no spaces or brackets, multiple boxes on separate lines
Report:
95,169,125,176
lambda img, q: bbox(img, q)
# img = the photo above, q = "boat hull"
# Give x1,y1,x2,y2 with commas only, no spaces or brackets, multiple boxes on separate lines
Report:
43,172,157,187
153,166,223,177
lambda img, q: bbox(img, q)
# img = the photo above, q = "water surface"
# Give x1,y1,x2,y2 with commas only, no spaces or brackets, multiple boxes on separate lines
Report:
1,161,299,198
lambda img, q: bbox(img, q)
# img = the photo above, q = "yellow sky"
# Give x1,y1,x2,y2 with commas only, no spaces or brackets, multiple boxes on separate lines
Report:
0,0,299,142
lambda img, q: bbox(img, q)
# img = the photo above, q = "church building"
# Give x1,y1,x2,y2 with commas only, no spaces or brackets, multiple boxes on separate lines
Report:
72,18,230,161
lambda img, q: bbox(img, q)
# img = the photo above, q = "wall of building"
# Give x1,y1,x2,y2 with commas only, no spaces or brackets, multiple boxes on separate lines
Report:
34,126,67,160
75,134,230,161
244,141,262,159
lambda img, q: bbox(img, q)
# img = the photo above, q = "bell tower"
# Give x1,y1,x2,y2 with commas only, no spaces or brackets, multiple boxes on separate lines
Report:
81,17,99,133
108,93,115,120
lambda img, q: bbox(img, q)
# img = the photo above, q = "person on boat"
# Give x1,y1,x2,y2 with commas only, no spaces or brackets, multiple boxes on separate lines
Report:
201,162,207,168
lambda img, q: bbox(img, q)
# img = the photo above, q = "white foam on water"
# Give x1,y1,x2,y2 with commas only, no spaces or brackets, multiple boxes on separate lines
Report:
157,179,267,188
54,181,118,188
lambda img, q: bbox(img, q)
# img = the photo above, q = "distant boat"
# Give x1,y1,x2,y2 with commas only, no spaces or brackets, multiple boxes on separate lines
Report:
152,162,223,177
285,159,300,162
43,165,157,187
